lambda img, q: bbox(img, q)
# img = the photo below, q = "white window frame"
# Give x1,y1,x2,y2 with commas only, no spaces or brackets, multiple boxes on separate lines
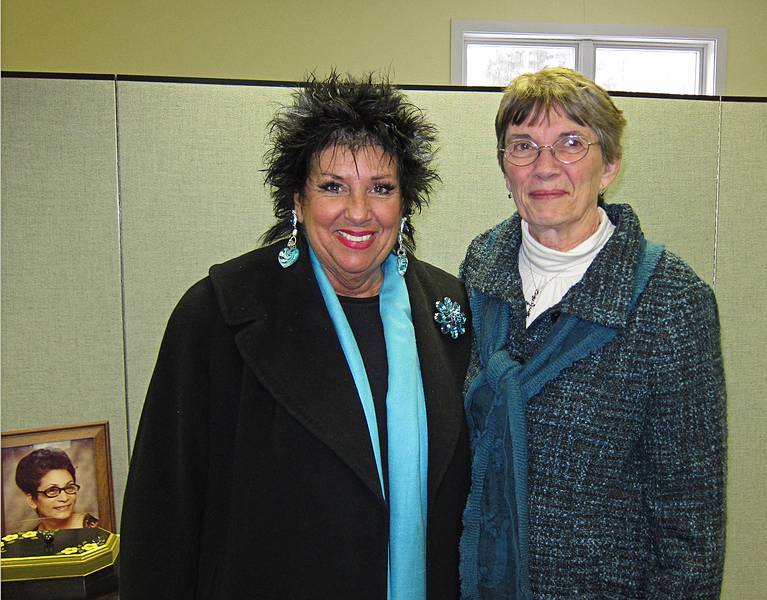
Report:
451,20,727,95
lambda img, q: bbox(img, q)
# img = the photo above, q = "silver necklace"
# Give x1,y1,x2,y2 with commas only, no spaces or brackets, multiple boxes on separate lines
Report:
524,260,562,317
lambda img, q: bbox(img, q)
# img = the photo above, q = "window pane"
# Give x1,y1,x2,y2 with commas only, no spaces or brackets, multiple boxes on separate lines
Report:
595,47,701,94
466,44,576,86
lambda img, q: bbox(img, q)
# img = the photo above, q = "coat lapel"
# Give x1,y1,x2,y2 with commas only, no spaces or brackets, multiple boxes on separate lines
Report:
405,260,467,507
209,244,467,510
210,242,385,504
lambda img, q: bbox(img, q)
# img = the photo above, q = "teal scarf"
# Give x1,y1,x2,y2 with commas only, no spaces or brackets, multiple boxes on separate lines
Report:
309,248,428,600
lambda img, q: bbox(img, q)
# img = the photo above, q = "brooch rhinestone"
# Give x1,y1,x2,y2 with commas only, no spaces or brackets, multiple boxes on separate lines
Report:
434,297,467,339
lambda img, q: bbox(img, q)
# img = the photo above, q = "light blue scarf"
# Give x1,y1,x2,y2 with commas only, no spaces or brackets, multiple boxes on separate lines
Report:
309,247,428,600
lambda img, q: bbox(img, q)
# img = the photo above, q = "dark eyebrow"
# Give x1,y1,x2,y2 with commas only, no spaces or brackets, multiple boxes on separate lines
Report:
316,171,397,181
43,480,75,488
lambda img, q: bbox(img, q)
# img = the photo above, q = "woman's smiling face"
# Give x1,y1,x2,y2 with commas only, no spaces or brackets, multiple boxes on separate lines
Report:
26,468,77,521
295,145,402,297
502,109,621,251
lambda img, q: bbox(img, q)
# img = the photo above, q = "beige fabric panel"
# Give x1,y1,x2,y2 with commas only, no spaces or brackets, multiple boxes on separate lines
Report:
2,76,765,598
408,90,510,273
0,78,129,524
611,97,720,284
115,82,291,439
717,101,767,600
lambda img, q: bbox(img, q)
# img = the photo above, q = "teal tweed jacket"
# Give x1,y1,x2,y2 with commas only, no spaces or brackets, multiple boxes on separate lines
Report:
460,203,726,599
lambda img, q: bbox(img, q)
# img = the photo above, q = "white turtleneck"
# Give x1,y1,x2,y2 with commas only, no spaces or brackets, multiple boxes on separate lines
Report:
518,207,615,327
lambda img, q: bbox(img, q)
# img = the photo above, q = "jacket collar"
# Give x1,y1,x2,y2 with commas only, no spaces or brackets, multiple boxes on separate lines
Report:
462,203,644,328
209,237,465,507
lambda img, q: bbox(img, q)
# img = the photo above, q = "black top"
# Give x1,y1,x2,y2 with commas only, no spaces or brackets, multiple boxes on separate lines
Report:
339,294,389,496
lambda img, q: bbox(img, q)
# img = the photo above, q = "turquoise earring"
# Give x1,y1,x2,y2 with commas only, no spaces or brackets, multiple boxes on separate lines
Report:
278,210,300,268
396,217,408,276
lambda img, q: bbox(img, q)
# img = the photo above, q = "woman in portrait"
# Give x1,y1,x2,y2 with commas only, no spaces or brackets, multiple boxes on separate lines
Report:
459,67,726,599
120,72,471,599
14,447,99,531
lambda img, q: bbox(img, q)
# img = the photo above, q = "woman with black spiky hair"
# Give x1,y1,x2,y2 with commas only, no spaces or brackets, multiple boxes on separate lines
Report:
120,71,471,600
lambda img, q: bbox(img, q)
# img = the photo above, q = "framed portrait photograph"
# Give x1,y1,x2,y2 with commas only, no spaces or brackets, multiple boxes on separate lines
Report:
1,422,115,535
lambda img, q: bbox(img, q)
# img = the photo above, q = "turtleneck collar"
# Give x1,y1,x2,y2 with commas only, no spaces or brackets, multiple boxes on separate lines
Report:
519,208,615,326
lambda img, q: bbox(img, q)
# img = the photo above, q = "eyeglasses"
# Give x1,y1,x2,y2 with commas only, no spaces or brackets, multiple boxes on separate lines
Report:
499,134,599,166
34,484,80,498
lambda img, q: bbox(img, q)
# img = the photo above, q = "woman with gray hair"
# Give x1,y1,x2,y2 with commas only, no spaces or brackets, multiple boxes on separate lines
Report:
459,67,726,599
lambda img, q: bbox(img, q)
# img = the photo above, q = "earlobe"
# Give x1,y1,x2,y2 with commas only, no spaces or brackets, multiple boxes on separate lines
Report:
293,192,303,222
25,494,37,511
601,159,621,188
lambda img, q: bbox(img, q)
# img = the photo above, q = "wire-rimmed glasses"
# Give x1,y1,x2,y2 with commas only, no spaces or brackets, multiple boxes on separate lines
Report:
34,483,81,498
499,134,600,166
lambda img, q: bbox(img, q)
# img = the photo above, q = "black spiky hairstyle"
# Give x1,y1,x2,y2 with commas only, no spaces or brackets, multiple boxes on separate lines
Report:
262,70,439,251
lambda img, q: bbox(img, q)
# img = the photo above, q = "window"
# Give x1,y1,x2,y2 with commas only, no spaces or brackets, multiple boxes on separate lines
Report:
452,21,727,95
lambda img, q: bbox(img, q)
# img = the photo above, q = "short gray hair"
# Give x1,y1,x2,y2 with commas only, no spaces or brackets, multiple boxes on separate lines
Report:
495,67,626,169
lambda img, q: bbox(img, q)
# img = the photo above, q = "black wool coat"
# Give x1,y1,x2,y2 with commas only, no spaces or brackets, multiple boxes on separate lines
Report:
120,240,472,600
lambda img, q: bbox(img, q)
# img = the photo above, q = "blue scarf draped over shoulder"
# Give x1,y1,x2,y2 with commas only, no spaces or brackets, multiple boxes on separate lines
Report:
459,238,664,600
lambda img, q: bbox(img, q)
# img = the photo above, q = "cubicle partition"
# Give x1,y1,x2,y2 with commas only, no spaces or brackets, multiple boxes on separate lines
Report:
2,74,765,598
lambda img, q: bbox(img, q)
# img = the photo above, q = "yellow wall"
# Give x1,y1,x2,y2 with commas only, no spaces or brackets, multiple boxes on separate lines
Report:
3,0,766,96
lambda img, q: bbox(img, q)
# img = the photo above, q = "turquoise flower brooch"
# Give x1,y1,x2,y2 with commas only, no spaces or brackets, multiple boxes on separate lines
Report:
434,297,467,339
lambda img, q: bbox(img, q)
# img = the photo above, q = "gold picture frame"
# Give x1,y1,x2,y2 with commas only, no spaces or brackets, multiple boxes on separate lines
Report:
1,422,115,535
